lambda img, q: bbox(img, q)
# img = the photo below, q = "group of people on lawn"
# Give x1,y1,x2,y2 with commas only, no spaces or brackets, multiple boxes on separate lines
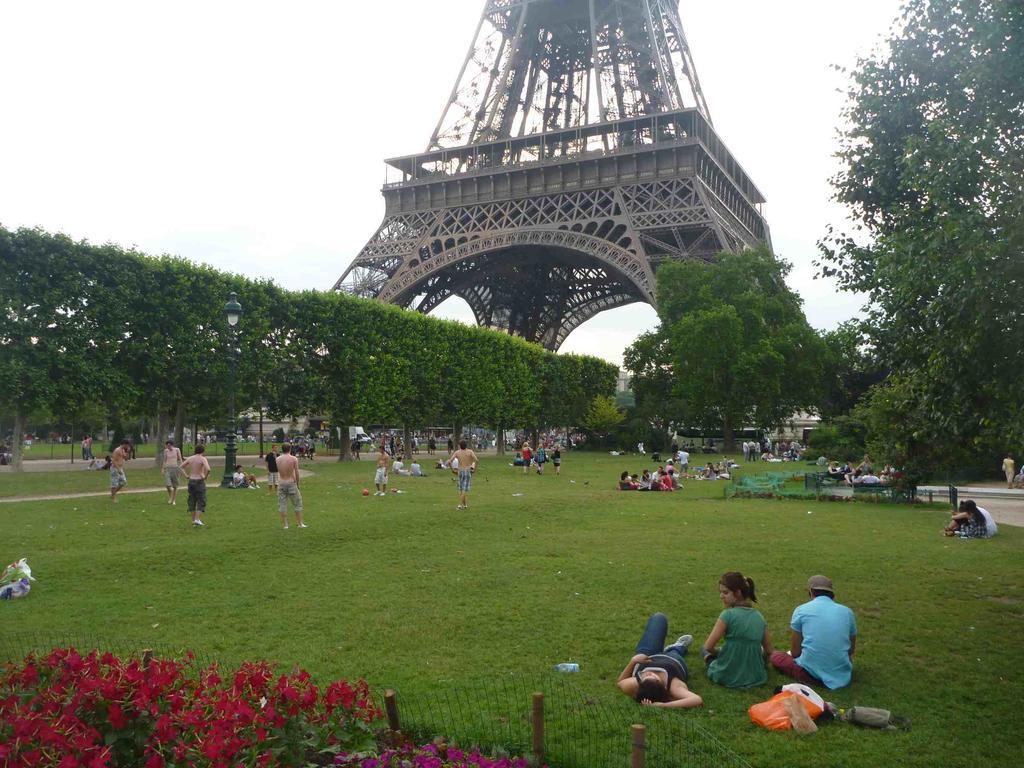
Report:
822,454,899,487
617,573,856,708
617,458,738,490
512,443,562,475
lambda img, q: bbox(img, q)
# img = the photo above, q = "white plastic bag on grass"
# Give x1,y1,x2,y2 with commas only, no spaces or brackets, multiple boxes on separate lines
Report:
0,558,35,600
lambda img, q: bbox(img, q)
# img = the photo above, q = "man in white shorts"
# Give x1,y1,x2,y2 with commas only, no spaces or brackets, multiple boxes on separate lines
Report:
162,440,183,506
374,444,390,495
265,446,279,495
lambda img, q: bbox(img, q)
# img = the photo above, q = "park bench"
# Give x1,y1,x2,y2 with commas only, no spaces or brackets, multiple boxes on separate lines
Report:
852,484,916,502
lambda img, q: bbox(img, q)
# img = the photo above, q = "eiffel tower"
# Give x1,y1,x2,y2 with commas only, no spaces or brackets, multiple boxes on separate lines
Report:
335,0,770,350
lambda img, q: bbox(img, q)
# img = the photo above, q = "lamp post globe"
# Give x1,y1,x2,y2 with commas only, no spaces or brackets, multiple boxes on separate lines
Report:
221,292,243,488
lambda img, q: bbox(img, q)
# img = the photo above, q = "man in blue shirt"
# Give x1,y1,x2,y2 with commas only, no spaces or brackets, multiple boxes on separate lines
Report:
770,575,857,689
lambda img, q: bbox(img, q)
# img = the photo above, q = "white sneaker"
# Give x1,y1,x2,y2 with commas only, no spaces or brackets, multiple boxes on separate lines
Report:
283,525,289,530
298,523,308,528
193,520,204,527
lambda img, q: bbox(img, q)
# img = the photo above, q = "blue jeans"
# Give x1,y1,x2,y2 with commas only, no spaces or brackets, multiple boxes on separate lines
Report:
635,612,689,678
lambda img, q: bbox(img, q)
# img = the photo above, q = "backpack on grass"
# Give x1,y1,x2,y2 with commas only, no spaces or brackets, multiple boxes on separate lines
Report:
840,706,911,731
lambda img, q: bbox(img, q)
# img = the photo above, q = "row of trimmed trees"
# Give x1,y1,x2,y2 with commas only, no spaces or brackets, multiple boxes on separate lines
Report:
0,226,617,469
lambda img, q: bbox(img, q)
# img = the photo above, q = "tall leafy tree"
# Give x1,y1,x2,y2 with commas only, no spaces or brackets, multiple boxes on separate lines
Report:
0,228,126,469
818,0,1024,466
642,245,828,451
819,321,888,418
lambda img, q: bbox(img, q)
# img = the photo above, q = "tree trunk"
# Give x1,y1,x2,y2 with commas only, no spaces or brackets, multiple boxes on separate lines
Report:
530,427,540,450
496,426,506,455
722,415,736,454
337,425,355,462
11,407,24,471
453,420,463,445
155,411,170,470
403,424,413,461
174,401,186,451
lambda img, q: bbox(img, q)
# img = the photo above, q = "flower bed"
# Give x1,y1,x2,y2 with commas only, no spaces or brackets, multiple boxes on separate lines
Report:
0,648,380,767
335,742,536,768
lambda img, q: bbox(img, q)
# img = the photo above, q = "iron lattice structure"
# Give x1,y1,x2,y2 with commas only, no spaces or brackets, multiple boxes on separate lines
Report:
336,0,770,350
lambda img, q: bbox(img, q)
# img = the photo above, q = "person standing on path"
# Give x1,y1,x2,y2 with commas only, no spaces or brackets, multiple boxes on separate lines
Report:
450,439,479,510
1002,453,1016,489
374,444,390,496
179,444,211,526
109,439,131,502
162,440,183,506
276,443,306,529
265,446,279,495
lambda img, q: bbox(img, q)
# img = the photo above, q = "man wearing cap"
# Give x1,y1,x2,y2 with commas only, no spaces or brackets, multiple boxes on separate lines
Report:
770,575,857,689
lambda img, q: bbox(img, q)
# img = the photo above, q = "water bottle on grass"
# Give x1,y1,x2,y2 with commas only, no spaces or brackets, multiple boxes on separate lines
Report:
554,662,579,673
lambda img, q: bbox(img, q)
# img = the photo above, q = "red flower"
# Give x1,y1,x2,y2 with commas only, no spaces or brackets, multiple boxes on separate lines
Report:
107,703,128,730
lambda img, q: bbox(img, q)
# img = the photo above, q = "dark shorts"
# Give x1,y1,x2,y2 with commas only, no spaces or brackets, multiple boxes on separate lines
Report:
187,479,207,513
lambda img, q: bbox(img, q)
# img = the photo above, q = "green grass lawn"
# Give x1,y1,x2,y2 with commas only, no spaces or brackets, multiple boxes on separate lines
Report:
1,454,1020,767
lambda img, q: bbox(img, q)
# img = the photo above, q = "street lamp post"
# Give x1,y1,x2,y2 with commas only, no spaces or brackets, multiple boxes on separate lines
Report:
220,292,243,488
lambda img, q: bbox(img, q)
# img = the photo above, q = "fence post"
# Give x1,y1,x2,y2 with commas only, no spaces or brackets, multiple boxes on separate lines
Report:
949,485,958,512
630,724,646,768
531,692,544,766
384,689,401,732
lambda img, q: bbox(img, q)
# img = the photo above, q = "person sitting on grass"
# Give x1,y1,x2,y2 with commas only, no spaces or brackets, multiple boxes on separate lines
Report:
638,469,653,491
618,470,638,490
944,499,998,538
616,612,702,709
656,470,674,491
701,571,772,688
231,465,259,489
410,460,426,477
770,575,857,689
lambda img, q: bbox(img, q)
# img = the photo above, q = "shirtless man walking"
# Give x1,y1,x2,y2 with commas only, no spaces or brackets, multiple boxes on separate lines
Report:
162,440,183,506
276,443,306,529
110,438,131,502
449,439,479,510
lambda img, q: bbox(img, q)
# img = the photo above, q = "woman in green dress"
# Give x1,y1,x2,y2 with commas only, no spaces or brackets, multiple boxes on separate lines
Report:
700,571,773,687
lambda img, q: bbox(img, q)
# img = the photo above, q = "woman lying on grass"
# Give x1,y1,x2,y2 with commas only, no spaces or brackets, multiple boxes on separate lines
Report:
617,612,703,708
701,571,773,688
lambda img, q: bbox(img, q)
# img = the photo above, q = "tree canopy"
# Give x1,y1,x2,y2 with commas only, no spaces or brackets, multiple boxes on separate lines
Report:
626,245,829,450
818,0,1024,471
0,226,616,468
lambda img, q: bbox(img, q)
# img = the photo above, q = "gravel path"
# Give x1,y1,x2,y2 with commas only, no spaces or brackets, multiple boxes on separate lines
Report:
0,469,315,504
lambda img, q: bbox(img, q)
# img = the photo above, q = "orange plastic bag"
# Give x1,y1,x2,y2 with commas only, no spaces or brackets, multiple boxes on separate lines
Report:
748,686,825,731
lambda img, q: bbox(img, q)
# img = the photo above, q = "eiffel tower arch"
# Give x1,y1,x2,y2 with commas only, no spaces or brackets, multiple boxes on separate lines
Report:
336,0,770,350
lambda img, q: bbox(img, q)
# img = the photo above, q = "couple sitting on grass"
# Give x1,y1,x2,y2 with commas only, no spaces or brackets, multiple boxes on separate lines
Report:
943,499,998,538
617,572,856,709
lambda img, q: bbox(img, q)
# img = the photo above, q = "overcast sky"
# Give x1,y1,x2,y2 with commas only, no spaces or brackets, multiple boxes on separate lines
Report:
1,0,904,366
